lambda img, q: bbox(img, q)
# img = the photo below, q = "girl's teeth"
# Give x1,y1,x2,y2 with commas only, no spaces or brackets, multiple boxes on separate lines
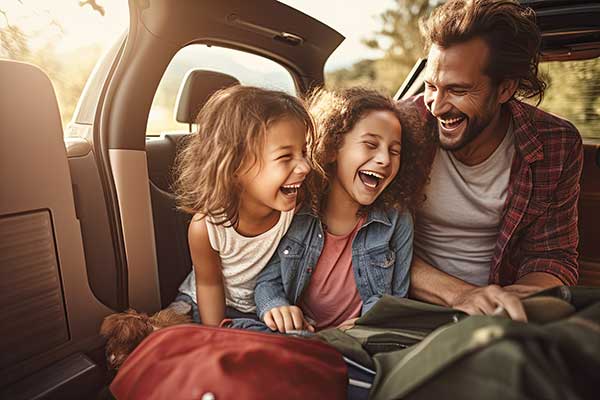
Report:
358,171,381,188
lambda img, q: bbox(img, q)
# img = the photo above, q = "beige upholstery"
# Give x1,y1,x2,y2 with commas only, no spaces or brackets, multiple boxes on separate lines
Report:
0,59,111,386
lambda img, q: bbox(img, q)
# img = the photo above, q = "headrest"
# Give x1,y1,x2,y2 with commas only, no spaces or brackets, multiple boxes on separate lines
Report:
174,70,240,124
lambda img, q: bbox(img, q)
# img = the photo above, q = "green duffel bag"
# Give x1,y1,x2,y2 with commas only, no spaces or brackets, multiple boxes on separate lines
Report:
318,286,600,400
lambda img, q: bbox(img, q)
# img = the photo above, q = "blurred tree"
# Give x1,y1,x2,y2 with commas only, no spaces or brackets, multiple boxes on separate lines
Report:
0,1,106,127
326,0,443,95
79,0,106,16
539,59,600,139
0,7,30,59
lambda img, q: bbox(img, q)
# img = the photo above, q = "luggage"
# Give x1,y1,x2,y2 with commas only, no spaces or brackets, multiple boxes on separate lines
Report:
110,324,348,400
318,286,600,400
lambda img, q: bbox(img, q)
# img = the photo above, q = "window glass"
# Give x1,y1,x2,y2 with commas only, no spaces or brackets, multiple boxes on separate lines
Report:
537,59,600,141
147,45,296,136
0,1,128,134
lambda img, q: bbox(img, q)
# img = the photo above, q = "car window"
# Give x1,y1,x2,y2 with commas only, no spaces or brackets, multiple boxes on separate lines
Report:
146,45,296,136
536,59,600,142
71,32,126,128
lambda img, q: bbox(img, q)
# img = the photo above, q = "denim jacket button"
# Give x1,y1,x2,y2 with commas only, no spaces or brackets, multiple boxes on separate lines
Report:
318,234,322,238
283,249,290,255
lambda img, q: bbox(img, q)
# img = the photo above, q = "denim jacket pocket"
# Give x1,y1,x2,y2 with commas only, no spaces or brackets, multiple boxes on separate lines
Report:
277,238,306,286
278,238,305,259
364,248,396,295
369,248,396,268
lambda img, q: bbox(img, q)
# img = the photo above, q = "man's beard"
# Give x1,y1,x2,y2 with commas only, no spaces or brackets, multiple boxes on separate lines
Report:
438,103,497,152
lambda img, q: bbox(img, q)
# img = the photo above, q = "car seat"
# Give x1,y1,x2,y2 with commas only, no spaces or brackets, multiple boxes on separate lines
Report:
0,59,112,397
146,69,240,307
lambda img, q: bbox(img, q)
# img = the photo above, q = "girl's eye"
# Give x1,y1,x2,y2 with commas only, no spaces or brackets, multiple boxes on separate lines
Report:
277,154,292,161
364,142,377,149
451,89,467,96
390,149,401,157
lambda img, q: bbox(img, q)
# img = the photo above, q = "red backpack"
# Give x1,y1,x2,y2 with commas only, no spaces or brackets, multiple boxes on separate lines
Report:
110,324,348,399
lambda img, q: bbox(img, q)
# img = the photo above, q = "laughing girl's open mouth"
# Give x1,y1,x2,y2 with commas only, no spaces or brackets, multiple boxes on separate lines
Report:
358,170,385,189
280,182,301,196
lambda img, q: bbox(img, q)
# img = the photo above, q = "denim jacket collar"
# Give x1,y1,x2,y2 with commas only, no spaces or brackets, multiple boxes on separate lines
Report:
295,206,392,228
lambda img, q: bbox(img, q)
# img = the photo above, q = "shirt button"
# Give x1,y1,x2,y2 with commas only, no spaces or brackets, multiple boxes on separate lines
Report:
283,249,289,255
202,393,216,400
318,234,322,238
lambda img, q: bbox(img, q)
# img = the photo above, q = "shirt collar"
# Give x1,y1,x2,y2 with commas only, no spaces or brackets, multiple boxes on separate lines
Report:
507,99,544,164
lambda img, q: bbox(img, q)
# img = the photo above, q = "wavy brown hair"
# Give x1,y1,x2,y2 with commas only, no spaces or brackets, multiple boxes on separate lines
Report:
306,87,431,217
173,86,315,226
421,0,546,104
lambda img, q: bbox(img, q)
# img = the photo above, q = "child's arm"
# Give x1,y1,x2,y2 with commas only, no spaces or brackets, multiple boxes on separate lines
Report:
390,211,414,296
254,249,307,332
189,216,225,326
363,211,414,313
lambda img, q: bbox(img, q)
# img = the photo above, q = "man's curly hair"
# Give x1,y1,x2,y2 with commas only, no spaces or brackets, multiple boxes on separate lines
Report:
306,87,432,217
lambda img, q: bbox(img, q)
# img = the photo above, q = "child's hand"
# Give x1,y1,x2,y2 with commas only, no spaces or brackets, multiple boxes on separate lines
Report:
263,306,315,333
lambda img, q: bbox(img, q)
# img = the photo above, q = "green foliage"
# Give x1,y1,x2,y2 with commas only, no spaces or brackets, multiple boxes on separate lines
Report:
0,24,30,59
0,13,102,129
327,0,600,140
536,59,600,139
327,0,442,95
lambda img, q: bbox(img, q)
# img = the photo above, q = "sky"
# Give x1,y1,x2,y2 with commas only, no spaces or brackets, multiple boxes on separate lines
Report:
0,0,395,71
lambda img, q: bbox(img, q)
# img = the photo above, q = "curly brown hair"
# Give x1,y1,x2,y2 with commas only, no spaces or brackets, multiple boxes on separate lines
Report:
306,87,431,217
421,0,546,104
173,86,315,226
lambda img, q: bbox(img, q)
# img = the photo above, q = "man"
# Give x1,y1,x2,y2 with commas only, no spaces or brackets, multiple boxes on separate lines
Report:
408,0,583,321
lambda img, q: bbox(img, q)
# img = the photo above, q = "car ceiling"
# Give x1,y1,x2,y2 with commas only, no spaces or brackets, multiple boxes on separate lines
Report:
524,0,600,61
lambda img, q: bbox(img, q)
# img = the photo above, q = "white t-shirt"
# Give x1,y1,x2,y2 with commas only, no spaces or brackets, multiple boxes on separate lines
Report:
414,123,515,286
178,210,294,313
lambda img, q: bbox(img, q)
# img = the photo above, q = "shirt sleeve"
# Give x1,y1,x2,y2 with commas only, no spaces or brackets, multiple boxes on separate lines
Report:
517,133,583,285
254,247,290,320
391,211,413,297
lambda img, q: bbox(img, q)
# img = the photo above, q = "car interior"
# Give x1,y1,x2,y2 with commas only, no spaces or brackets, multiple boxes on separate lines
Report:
1,0,343,398
0,0,599,398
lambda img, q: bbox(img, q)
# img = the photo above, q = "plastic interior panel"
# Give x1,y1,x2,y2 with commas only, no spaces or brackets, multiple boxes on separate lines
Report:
0,210,70,370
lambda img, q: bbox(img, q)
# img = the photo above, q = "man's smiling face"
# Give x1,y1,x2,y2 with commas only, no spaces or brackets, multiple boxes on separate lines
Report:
423,37,504,151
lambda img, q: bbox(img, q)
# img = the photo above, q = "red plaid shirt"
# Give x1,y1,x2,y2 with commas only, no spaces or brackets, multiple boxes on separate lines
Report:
411,95,583,286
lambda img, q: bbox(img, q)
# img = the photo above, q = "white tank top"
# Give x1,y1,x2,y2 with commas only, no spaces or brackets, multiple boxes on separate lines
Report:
178,210,294,313
414,122,515,286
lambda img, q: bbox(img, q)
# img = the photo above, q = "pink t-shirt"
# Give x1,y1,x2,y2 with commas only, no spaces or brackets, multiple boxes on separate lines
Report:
298,217,365,331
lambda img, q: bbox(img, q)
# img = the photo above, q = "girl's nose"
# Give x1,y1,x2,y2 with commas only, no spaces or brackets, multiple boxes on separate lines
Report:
296,157,311,176
374,149,391,166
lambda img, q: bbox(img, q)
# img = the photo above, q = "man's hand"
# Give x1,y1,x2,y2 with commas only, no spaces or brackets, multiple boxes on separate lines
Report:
502,284,545,298
263,305,315,333
451,284,528,322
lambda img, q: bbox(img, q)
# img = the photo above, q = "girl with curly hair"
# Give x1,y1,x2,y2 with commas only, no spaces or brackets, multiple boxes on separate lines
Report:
101,86,314,369
171,85,314,326
254,87,431,333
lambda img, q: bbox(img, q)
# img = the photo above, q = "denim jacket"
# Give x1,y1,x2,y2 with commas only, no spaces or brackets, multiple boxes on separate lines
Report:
254,207,414,321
